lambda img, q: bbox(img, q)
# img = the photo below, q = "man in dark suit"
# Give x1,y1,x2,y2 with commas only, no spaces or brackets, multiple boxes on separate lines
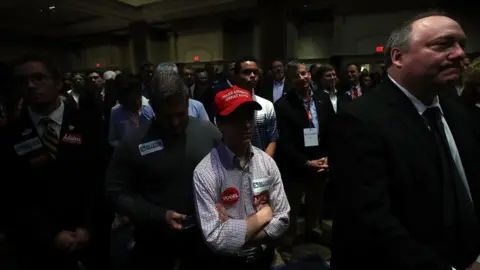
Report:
257,60,290,103
275,60,335,262
0,55,107,270
340,63,370,102
331,12,480,270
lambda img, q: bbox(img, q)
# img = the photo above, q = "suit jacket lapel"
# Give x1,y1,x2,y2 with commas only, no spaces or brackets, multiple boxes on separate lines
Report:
383,81,438,161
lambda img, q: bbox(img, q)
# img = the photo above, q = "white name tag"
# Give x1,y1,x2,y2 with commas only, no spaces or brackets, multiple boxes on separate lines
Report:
252,177,272,209
14,137,43,156
303,128,319,147
138,139,163,156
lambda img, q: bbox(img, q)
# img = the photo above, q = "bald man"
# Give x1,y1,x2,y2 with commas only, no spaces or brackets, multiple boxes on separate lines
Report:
331,12,480,270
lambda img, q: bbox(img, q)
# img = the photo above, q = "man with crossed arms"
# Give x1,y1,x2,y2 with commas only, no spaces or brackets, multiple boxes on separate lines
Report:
193,87,290,270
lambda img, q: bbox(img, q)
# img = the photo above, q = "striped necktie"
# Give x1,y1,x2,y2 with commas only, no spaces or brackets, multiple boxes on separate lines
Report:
40,118,59,159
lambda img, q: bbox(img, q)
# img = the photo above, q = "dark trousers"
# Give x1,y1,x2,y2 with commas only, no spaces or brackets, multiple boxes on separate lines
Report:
128,227,211,270
282,173,328,248
208,248,275,270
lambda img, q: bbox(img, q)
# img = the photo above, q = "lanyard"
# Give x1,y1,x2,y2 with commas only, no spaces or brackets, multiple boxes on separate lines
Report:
303,92,313,127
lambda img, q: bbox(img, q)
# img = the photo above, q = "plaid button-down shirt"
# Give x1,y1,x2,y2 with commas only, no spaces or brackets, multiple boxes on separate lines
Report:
193,142,290,254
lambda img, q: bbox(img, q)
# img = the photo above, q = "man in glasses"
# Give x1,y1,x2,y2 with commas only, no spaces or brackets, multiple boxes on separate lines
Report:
1,54,108,270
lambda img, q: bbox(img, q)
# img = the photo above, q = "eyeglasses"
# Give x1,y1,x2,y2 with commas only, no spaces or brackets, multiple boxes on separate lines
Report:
14,73,53,86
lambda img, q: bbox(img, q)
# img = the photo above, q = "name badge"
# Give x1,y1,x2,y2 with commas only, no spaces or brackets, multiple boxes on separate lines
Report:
252,177,272,208
138,139,163,156
303,128,319,147
62,133,82,144
14,137,43,156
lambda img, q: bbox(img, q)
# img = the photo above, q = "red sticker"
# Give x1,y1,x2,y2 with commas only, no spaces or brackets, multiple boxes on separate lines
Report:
62,133,82,144
221,187,240,205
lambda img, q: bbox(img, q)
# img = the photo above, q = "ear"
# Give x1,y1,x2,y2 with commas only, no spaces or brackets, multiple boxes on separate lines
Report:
391,48,404,68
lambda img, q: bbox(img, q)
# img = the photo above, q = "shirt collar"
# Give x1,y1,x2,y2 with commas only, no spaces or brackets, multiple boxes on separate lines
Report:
274,77,285,85
388,75,443,115
29,100,64,126
324,88,337,95
217,140,254,169
141,96,149,106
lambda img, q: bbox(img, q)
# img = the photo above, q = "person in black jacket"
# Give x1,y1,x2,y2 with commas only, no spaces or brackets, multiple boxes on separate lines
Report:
0,55,107,270
330,12,480,270
275,60,335,262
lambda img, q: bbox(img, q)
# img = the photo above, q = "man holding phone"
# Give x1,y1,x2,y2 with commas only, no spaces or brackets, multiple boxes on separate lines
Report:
106,69,221,270
193,87,290,270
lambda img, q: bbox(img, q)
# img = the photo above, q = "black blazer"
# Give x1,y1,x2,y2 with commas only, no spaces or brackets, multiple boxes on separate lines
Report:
257,78,290,103
330,79,480,270
0,101,107,268
274,89,335,180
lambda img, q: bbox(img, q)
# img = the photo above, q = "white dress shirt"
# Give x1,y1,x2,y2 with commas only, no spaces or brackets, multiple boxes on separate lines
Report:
272,78,285,103
28,101,64,138
389,76,478,268
325,89,338,113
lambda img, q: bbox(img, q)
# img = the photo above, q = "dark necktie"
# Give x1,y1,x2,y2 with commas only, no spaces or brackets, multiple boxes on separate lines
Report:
40,118,59,159
423,107,477,227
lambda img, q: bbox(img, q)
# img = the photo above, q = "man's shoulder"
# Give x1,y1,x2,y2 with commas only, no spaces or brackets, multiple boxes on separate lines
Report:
189,98,203,107
118,122,152,147
188,117,222,139
339,85,390,120
255,95,275,112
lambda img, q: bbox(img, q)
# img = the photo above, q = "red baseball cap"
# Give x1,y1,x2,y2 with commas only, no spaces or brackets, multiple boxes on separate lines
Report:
215,86,262,116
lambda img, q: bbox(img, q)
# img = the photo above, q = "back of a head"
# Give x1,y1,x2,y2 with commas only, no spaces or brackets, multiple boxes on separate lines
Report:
151,71,188,104
155,62,179,75
114,73,141,97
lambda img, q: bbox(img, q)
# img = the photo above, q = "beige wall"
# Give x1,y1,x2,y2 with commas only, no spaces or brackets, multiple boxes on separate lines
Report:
0,40,69,70
295,22,333,60
176,29,223,63
149,40,170,64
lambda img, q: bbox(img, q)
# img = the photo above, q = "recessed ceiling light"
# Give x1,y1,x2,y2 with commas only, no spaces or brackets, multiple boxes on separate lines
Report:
49,5,56,10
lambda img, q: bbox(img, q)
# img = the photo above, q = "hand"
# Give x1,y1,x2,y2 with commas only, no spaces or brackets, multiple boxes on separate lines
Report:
54,231,77,252
216,203,229,223
70,228,90,251
258,203,273,224
165,210,186,230
467,262,480,270
317,157,329,172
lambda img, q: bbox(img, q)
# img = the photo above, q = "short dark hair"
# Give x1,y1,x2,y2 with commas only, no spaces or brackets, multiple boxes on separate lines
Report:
196,68,207,74
309,63,322,74
384,10,449,68
115,74,142,98
316,64,335,77
234,56,258,75
286,60,305,80
13,54,61,81
151,71,189,104
346,63,360,71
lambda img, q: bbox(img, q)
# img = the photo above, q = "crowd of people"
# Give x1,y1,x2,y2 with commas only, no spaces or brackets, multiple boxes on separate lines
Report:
0,10,480,270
